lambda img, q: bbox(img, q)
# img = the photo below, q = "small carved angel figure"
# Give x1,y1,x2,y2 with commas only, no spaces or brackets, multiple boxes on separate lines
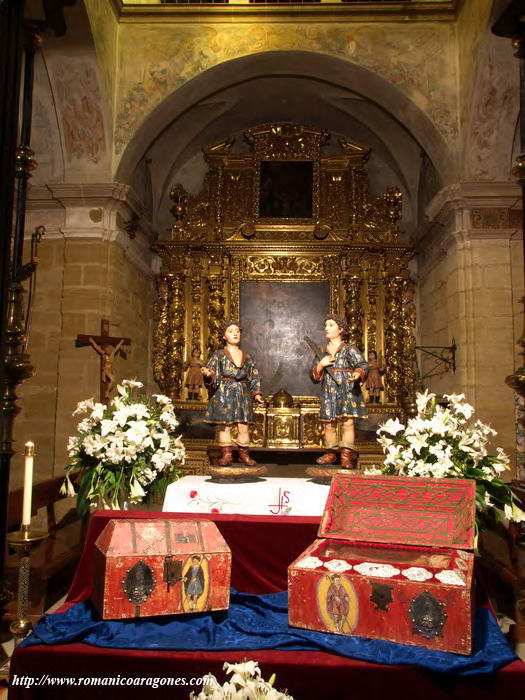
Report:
184,347,205,401
364,350,386,404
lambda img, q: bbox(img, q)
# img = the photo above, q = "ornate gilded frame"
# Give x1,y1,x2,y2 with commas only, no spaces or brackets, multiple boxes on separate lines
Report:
154,124,416,463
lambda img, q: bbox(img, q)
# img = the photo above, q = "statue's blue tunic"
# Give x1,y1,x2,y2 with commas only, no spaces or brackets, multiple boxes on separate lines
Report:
204,349,261,425
312,343,369,421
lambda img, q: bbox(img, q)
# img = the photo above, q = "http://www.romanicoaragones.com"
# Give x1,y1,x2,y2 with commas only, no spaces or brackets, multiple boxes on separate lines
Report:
10,674,213,690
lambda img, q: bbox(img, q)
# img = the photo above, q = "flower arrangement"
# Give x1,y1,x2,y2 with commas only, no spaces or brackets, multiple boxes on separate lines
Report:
62,380,185,515
370,390,525,532
189,661,294,700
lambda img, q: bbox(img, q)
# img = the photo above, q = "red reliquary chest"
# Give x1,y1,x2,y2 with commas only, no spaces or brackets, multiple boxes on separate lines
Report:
92,518,231,619
288,474,476,655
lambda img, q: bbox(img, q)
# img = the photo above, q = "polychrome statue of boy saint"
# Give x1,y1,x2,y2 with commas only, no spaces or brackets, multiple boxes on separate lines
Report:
202,320,264,466
311,315,369,468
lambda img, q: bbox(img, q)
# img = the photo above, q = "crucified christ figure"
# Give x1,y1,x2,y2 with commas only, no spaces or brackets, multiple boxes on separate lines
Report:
88,336,125,399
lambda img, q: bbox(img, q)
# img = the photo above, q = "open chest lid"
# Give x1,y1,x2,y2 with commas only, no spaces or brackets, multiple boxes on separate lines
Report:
319,474,476,550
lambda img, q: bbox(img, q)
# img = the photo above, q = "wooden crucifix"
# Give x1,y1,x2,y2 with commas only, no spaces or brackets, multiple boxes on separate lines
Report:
76,319,131,403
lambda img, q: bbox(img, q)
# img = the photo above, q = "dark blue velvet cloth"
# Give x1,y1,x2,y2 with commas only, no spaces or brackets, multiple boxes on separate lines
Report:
20,590,516,675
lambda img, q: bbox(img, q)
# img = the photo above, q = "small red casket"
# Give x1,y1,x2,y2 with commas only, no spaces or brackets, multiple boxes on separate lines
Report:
288,475,476,654
92,519,231,619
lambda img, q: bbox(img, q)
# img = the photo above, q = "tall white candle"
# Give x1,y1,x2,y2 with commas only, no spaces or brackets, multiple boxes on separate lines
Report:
21,441,35,528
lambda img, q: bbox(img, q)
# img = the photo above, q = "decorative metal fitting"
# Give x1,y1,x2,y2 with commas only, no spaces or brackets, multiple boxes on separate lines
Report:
15,145,37,177
512,153,525,183
409,591,447,639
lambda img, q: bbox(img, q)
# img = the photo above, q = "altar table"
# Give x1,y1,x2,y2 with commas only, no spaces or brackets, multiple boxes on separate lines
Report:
9,510,525,700
163,475,330,516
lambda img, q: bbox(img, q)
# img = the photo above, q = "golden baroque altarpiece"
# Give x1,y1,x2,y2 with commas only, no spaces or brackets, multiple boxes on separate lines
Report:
153,124,416,474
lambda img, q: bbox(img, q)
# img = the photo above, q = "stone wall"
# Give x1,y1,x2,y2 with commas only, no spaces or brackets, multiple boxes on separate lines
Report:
417,183,523,471
11,184,155,489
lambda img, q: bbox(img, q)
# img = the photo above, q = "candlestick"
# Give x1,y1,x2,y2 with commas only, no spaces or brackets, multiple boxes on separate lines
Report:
21,441,35,528
7,527,48,646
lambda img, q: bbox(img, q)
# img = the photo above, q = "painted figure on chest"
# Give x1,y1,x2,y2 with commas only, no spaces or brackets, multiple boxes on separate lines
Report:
326,574,350,633
202,320,264,466
185,347,205,401
183,555,205,611
311,315,369,468
364,350,386,404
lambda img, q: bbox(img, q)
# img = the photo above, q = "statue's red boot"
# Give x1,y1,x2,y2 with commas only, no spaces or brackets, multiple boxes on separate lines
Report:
238,447,256,466
218,446,233,466
316,450,338,465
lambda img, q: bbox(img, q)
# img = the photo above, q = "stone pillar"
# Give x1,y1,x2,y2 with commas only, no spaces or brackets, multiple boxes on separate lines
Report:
14,183,155,485
416,182,523,469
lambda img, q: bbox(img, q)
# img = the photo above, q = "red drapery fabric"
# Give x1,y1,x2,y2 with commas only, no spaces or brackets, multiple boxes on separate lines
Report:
9,509,525,700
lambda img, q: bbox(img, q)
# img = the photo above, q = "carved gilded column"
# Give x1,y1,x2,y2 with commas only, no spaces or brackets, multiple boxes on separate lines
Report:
400,278,418,416
383,275,404,405
166,274,186,398
190,257,204,352
206,276,225,354
206,252,226,355
343,275,364,350
153,276,169,389
366,277,379,352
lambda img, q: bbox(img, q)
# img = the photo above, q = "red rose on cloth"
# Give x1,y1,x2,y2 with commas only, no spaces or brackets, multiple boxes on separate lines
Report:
189,490,198,498
211,508,219,513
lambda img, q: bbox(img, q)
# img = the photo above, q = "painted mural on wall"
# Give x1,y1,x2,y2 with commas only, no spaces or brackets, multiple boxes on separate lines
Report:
112,23,457,157
456,0,492,137
463,37,518,181
48,57,107,166
84,0,118,128
32,57,65,184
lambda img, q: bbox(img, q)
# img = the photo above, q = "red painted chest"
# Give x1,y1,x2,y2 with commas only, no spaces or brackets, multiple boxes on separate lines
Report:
92,518,231,619
288,475,476,655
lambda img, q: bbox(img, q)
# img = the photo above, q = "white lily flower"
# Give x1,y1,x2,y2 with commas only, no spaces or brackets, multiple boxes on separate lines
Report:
406,433,429,454
91,403,105,421
77,417,93,434
60,474,76,498
443,393,465,404
130,478,146,500
160,410,179,429
130,403,150,420
512,503,525,523
224,661,261,678
416,389,435,414
122,379,143,389
504,503,513,520
379,417,405,435
100,419,117,437
67,436,80,455
113,406,132,427
405,416,430,434
364,466,383,475
153,393,172,405
453,402,475,420
73,398,95,416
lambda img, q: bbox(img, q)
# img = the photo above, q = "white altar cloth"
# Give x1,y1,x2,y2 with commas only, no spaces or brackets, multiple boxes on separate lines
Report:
162,476,329,516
